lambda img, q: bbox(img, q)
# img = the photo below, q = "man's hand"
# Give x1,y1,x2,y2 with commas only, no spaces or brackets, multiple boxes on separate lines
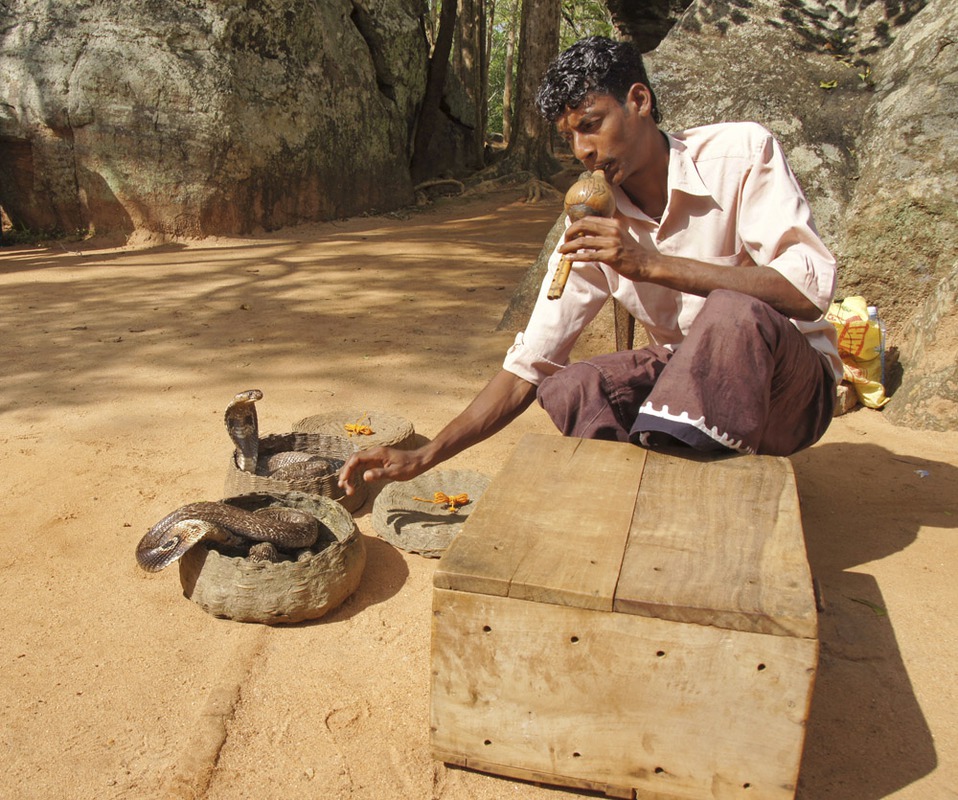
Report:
338,446,430,495
557,216,651,281
339,370,537,496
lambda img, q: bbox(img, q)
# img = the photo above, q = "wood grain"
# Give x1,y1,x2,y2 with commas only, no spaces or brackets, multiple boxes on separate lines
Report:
615,452,817,638
431,588,817,799
434,434,647,611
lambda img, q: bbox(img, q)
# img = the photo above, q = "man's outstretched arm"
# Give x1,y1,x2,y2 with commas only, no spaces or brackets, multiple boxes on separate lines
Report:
338,369,537,493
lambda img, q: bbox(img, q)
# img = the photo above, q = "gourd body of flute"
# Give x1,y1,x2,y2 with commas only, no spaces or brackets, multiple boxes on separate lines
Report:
548,169,616,300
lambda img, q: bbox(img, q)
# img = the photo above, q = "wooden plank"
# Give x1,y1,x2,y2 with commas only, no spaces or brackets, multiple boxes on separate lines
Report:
507,437,646,610
614,452,817,639
431,588,817,799
432,435,555,598
435,435,647,611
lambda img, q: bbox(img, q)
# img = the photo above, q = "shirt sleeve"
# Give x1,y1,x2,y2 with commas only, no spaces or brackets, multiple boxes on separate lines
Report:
738,131,837,314
502,229,611,385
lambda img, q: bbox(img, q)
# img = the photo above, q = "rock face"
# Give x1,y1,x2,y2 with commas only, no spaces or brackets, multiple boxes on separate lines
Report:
887,264,958,430
0,0,429,237
607,0,692,51
845,0,958,430
646,0,928,274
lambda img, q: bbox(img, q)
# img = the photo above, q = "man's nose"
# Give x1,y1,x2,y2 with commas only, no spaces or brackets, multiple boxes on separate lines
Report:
571,133,595,163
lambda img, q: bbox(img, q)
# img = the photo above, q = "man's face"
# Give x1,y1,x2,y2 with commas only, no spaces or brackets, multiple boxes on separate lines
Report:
555,87,652,187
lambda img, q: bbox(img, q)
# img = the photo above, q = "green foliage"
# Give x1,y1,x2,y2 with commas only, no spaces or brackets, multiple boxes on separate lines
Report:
486,0,612,138
559,0,613,49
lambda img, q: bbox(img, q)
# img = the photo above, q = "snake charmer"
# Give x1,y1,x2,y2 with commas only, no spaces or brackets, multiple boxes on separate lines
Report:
339,35,840,494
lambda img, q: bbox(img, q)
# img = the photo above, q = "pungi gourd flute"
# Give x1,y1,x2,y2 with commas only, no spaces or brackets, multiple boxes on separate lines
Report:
547,168,617,300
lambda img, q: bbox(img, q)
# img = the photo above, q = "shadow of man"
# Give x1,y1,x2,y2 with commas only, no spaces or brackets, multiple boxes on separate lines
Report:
790,440,955,799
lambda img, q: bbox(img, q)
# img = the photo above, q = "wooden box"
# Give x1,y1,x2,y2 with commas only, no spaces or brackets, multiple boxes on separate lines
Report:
430,434,818,799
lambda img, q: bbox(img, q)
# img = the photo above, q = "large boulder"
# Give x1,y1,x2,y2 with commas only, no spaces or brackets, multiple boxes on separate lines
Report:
0,0,429,237
841,0,957,333
886,264,958,430
607,0,692,52
845,0,958,429
645,0,914,263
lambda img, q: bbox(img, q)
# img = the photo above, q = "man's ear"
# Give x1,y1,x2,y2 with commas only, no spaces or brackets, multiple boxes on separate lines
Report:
625,83,653,117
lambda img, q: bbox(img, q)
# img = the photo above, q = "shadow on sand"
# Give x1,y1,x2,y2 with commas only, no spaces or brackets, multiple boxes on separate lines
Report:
791,440,955,798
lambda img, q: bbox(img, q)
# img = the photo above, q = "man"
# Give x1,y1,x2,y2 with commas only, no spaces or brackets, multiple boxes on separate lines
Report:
339,35,840,495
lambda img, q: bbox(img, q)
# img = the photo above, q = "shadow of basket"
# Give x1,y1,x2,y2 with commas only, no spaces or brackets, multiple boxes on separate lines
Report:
371,469,491,558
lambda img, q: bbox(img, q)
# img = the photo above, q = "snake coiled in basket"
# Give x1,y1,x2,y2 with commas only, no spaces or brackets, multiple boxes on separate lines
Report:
224,390,366,511
135,501,320,572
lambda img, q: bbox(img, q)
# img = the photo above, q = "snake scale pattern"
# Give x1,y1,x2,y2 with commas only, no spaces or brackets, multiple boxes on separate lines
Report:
135,502,319,572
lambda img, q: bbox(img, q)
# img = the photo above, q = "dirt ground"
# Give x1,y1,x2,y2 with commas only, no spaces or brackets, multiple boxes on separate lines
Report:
2,191,956,800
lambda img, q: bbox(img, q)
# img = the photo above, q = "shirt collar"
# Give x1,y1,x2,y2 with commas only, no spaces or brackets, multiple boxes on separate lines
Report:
613,131,714,223
664,132,712,199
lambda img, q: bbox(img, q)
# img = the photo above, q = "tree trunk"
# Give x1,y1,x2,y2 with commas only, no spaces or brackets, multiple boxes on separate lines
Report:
425,0,440,47
411,0,459,182
479,0,490,153
484,0,496,137
501,0,561,177
502,0,519,144
455,0,487,166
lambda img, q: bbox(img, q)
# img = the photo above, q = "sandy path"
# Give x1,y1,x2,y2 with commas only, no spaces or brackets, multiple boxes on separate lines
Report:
1,192,956,799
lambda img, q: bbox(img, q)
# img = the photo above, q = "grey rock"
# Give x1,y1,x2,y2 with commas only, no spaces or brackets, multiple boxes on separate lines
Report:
885,264,958,430
840,0,958,333
0,0,429,237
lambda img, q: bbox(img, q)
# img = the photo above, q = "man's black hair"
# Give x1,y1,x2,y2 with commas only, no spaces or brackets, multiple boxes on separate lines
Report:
535,36,661,124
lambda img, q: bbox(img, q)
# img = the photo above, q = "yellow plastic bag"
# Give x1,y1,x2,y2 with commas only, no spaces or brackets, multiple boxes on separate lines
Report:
825,296,889,408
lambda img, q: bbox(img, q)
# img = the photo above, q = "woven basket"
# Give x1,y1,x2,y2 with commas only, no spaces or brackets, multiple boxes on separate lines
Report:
224,432,366,513
178,492,365,625
371,469,491,558
292,409,416,450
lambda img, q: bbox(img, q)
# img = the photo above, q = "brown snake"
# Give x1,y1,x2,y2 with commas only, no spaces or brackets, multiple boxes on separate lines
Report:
226,389,344,478
135,502,319,572
135,390,334,572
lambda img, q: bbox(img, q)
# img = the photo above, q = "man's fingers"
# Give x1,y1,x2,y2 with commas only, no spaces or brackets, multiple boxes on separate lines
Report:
559,232,612,255
362,466,387,484
565,216,616,238
338,451,380,490
339,445,428,493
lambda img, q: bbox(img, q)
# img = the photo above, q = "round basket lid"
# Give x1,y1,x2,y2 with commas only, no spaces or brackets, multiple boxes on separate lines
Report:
292,409,416,450
371,469,491,558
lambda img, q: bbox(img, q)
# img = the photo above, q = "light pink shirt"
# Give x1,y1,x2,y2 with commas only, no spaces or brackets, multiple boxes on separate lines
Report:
503,122,842,384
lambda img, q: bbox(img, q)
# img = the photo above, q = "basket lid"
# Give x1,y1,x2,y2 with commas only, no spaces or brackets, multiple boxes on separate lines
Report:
372,469,491,557
292,409,415,450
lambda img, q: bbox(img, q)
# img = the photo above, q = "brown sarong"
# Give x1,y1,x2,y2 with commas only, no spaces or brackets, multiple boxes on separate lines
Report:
536,290,835,456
